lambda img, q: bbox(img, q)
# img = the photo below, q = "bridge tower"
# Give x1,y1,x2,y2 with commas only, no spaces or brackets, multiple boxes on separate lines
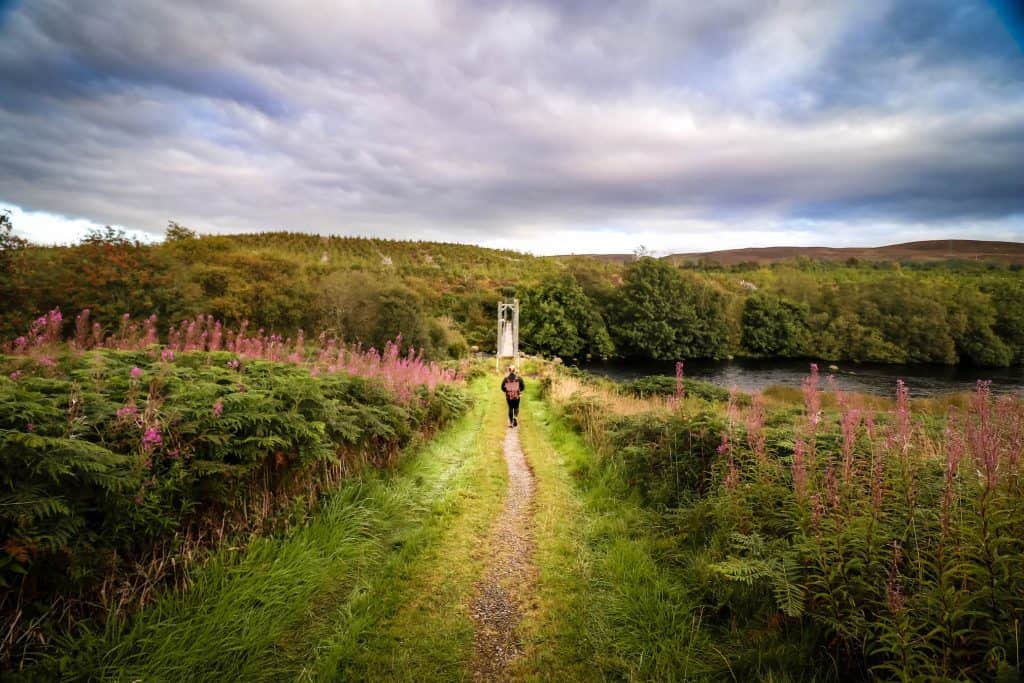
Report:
496,299,519,371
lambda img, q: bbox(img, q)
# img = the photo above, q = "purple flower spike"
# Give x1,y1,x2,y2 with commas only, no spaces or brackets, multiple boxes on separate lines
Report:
143,427,162,447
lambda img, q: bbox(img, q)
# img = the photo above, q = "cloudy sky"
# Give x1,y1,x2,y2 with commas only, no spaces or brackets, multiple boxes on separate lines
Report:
1,0,1023,254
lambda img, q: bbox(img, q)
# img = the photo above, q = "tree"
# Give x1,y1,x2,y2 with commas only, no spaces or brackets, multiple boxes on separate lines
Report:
741,294,810,357
609,258,729,360
316,271,457,358
165,221,198,241
986,280,1024,364
0,210,27,254
520,274,614,359
947,285,1013,367
855,279,957,364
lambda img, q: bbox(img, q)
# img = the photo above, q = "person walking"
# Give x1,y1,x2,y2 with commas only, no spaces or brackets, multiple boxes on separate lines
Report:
501,366,525,427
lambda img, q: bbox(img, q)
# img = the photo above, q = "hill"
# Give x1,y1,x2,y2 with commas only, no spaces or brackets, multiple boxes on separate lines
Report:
660,239,1024,266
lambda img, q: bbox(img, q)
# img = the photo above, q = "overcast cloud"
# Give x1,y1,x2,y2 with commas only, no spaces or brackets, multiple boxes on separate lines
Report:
1,0,1023,254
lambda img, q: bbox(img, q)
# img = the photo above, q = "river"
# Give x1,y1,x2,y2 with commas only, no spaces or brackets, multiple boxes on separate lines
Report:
576,357,1024,397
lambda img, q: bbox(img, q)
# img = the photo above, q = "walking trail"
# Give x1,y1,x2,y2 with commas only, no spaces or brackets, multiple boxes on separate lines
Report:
468,425,537,681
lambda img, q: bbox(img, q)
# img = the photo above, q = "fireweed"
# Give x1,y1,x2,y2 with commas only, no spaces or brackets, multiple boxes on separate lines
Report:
3,309,460,404
0,311,469,671
556,362,1024,680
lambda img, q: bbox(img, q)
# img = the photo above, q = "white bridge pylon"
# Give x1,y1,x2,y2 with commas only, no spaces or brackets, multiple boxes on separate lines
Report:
497,299,519,371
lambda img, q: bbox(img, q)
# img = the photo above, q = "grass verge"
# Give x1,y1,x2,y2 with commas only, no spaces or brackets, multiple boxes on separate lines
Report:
514,394,713,682
21,377,505,683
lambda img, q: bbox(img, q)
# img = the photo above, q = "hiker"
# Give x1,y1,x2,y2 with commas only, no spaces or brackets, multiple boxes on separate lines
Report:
501,366,525,427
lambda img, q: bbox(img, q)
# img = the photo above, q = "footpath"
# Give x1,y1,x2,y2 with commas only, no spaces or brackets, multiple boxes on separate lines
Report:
39,375,652,682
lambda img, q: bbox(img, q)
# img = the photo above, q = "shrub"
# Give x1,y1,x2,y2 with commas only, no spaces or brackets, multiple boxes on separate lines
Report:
0,346,469,669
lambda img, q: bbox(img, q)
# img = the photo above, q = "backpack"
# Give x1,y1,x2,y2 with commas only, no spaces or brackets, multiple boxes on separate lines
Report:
504,378,521,400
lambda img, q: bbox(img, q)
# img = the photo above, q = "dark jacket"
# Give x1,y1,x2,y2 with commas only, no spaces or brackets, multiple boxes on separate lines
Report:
501,374,525,400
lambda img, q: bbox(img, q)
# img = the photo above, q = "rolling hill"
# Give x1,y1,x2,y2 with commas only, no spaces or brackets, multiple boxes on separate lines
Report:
659,239,1024,266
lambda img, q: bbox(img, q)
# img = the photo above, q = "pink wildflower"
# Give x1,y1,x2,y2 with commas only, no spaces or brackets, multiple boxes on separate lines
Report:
802,363,821,427
9,371,21,381
116,405,138,420
716,431,731,457
160,348,175,362
143,427,162,448
674,361,685,402
792,438,808,499
25,423,34,432
941,416,964,536
745,394,767,464
811,493,825,528
130,366,143,378
886,542,905,614
213,399,224,417
824,461,840,511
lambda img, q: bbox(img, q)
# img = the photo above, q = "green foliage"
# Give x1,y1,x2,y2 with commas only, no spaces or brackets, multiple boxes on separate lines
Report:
741,294,810,357
19,377,493,682
316,271,465,358
609,258,730,360
1,217,1021,366
620,374,733,403
562,402,727,506
987,280,1024,363
520,273,614,359
555,366,1024,680
0,349,470,668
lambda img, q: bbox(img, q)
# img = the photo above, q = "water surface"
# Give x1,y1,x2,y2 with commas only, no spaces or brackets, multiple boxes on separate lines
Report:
577,358,1024,397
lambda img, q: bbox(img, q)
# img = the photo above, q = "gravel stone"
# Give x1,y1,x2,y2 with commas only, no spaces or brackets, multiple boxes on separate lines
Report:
469,426,536,681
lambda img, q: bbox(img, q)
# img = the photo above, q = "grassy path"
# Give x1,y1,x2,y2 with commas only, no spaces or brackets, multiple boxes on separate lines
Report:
35,375,697,681
512,392,706,681
34,378,507,682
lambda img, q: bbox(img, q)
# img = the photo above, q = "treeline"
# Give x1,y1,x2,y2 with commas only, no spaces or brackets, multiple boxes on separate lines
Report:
522,257,1024,366
2,216,1022,366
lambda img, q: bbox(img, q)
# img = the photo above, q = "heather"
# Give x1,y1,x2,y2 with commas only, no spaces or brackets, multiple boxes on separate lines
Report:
0,316,470,671
545,364,1024,680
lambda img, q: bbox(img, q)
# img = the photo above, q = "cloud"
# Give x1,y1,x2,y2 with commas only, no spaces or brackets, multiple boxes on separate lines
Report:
0,0,1022,253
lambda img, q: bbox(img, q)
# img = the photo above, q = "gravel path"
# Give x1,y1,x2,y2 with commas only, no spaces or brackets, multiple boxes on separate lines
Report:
468,426,536,681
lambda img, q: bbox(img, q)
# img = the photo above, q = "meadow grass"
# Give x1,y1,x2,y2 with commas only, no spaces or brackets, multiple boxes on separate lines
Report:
515,393,716,681
24,377,500,682
304,380,509,682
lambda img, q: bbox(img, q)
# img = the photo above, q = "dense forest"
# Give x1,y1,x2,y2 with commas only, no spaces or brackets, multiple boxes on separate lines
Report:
2,214,1022,366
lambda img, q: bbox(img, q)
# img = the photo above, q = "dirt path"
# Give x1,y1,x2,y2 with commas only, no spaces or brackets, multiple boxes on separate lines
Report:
468,425,537,681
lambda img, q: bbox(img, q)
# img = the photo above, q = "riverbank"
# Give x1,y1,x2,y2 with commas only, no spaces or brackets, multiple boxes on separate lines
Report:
578,356,1024,396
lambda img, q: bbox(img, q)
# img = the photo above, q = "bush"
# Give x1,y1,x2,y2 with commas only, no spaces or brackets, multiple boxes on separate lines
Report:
620,374,741,404
0,349,470,667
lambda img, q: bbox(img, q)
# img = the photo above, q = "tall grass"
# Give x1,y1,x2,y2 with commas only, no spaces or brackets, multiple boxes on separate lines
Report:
0,314,469,673
549,363,1024,680
23,380,491,681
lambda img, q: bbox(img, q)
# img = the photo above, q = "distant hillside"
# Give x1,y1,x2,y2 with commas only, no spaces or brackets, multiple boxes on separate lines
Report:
661,240,1024,266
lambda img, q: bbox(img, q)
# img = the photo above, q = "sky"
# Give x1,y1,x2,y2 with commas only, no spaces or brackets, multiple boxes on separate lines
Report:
1,0,1023,255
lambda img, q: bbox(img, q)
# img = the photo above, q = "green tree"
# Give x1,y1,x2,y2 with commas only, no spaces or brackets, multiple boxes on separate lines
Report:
609,258,729,360
165,221,198,241
986,280,1024,364
740,294,810,357
947,285,1013,366
520,274,614,359
316,271,461,358
856,279,957,364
